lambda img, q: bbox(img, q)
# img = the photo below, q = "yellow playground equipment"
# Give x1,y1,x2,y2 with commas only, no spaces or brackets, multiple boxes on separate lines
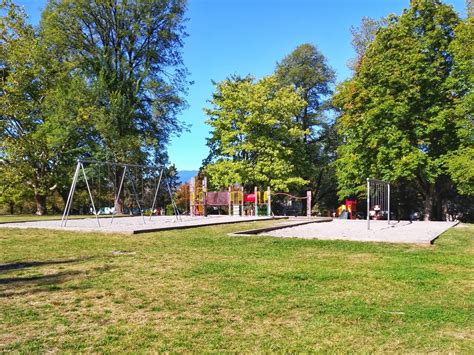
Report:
188,178,272,217
190,176,207,216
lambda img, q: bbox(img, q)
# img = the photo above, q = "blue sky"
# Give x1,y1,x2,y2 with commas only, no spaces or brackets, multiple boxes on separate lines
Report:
17,0,466,170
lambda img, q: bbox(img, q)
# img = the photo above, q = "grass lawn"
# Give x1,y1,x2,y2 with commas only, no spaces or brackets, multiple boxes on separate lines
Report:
0,221,473,352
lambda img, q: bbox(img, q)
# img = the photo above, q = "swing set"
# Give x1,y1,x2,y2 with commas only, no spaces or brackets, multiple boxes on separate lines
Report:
61,160,180,228
366,178,391,230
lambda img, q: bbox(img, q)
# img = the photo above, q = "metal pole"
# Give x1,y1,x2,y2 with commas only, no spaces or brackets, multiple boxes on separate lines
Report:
254,186,258,216
61,161,81,227
202,177,207,217
240,186,244,216
165,178,181,221
367,178,370,230
307,191,311,218
78,160,159,169
190,177,195,217
149,169,163,221
81,163,101,228
388,183,391,225
126,167,146,225
228,186,232,216
267,186,271,217
111,165,127,225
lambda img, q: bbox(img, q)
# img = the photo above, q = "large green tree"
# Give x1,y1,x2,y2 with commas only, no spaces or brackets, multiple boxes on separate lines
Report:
0,1,95,214
333,0,468,220
204,75,307,191
444,11,474,197
274,44,337,210
41,0,189,165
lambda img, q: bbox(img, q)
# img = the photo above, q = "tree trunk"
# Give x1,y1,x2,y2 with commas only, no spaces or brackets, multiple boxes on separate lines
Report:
423,184,435,221
115,198,124,215
8,201,15,215
58,190,70,214
35,194,47,215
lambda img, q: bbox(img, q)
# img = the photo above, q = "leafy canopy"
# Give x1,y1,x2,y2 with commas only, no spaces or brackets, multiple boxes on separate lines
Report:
275,43,337,208
41,0,189,164
333,0,468,219
0,0,95,214
204,75,307,191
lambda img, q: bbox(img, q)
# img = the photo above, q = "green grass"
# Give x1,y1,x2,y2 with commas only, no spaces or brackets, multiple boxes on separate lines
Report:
0,222,472,352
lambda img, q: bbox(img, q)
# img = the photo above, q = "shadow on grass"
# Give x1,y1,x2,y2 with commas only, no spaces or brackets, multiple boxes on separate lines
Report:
0,257,93,273
0,270,85,298
0,265,113,298
0,270,83,285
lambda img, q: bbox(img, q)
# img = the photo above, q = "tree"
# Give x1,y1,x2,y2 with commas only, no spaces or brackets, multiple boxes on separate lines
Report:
274,43,337,210
349,16,387,71
0,163,32,214
174,183,190,214
444,12,474,197
38,0,189,215
0,1,95,214
204,75,307,191
41,0,189,166
333,0,466,220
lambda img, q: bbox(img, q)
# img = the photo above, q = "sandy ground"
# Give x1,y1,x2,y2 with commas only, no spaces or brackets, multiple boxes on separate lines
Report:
259,219,459,244
0,215,276,234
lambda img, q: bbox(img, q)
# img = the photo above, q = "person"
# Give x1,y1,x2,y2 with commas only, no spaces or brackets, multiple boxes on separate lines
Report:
374,204,381,219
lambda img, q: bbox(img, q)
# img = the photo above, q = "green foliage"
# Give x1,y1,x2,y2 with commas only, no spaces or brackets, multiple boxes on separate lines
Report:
0,164,33,213
41,0,189,165
444,15,474,196
333,0,469,219
204,75,307,191
274,43,338,209
275,43,335,121
1,0,189,214
0,0,95,214
349,16,387,71
444,147,474,196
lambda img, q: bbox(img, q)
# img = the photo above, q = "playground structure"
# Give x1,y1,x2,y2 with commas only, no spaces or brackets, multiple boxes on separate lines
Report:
61,160,180,227
336,199,358,219
367,178,390,230
189,177,312,217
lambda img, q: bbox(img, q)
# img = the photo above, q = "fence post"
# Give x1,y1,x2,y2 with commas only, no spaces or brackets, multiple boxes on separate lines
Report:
306,191,311,217
367,178,370,230
202,177,207,217
190,177,195,217
388,183,391,225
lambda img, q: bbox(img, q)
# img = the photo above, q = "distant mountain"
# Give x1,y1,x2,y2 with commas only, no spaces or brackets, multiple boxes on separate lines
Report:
177,170,198,184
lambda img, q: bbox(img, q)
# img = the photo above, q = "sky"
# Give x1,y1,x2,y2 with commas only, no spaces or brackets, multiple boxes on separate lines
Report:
16,0,466,171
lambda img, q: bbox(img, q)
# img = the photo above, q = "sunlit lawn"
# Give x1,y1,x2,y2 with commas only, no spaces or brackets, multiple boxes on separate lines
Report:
0,221,472,352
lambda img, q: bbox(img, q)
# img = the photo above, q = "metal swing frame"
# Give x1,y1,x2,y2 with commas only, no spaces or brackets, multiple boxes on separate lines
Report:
61,160,180,227
366,178,391,230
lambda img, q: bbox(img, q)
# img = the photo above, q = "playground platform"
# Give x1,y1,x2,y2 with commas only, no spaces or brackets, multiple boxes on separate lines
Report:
0,215,288,235
252,219,458,244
